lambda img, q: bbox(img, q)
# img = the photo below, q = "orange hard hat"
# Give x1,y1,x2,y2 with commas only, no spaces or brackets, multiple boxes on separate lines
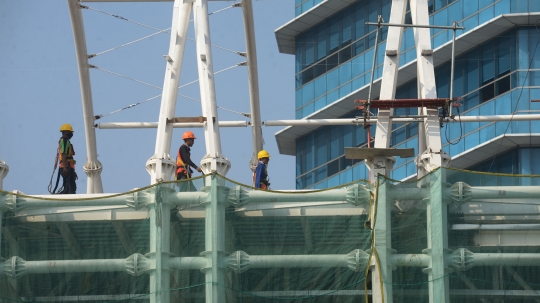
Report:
182,131,196,140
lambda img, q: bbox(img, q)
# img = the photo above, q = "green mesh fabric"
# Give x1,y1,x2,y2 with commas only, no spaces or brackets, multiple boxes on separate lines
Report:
1,169,540,302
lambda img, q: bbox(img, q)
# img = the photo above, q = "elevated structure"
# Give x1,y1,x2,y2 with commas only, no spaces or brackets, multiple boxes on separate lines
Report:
3,0,540,303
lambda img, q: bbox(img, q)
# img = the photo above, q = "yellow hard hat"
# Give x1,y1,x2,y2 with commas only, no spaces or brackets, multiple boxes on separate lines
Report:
258,150,270,159
60,124,74,132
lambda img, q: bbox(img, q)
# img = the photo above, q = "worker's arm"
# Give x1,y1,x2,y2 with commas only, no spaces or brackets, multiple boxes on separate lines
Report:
180,145,201,172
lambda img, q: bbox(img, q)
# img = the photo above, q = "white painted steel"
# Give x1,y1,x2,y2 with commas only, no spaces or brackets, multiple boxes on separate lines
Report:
240,0,264,172
370,2,407,302
0,158,8,190
168,257,206,270
97,115,540,130
373,0,407,150
194,0,230,176
170,191,209,205
410,0,448,177
202,177,228,303
365,22,465,30
392,254,431,267
452,224,540,230
97,121,248,129
25,259,125,274
66,0,103,194
148,0,193,184
149,184,172,303
408,1,449,302
248,255,349,268
230,186,369,206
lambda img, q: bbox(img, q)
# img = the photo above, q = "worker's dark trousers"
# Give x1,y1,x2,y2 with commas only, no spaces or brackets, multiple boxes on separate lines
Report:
59,166,77,194
176,173,197,192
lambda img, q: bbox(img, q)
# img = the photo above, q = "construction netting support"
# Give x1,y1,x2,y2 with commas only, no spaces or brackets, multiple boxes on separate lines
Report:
2,169,540,302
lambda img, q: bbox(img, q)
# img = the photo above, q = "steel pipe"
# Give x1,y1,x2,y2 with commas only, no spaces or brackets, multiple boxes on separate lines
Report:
248,255,349,268
170,191,209,206
26,259,125,274
392,254,430,267
66,0,103,194
13,193,130,209
264,114,540,127
240,0,264,173
452,224,540,231
470,186,540,200
168,257,206,270
229,184,370,207
474,254,540,266
366,21,465,30
96,121,249,129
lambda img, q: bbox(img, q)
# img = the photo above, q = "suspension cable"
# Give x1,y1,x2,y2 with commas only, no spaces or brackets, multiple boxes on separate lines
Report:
93,63,249,119
92,66,162,90
83,4,240,57
90,29,170,58
179,63,245,89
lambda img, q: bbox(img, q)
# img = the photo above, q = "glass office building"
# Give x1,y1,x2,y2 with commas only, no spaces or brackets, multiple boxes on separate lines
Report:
275,0,540,189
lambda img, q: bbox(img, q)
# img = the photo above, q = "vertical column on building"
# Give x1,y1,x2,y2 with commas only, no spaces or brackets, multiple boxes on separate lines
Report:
149,183,173,303
369,1,408,302
147,0,193,184
423,169,450,303
409,1,450,301
202,175,229,303
372,173,393,303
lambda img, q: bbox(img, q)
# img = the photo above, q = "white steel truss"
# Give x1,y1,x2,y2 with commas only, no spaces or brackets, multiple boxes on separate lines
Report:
368,1,451,303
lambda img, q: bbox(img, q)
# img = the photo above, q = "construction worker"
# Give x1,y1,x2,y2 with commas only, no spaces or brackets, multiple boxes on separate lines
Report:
176,131,202,190
254,150,270,190
58,124,77,194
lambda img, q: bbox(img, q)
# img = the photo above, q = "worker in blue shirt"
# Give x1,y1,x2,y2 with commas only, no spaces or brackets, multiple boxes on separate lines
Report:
254,150,270,190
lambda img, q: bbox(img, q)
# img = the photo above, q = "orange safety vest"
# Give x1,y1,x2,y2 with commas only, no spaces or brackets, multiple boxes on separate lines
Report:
58,139,76,169
176,148,190,178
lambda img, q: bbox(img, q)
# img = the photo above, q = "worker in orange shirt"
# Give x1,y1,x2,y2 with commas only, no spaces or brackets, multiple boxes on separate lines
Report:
175,131,203,191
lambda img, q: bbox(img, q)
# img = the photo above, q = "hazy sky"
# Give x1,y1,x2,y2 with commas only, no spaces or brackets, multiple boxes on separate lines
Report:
0,0,296,194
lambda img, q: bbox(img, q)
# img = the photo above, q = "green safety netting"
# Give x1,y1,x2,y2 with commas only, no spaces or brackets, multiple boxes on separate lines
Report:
1,169,540,302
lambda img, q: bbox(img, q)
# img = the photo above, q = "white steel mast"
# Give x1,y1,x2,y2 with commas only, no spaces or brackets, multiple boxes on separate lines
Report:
66,0,104,194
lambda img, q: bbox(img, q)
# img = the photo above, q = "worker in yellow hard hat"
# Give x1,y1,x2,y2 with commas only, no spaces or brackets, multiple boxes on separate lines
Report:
57,124,77,194
175,131,203,191
254,150,270,190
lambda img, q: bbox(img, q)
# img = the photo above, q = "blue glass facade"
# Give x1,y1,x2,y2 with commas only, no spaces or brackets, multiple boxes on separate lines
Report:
291,0,540,189
294,0,540,119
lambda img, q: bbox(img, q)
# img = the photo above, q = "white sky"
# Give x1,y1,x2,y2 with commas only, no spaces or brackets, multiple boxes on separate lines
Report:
0,0,296,194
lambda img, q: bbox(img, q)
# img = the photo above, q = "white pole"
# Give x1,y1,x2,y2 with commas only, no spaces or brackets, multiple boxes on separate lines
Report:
25,259,125,274
66,0,103,194
147,0,193,184
240,0,264,172
96,114,540,129
97,121,248,129
193,0,231,175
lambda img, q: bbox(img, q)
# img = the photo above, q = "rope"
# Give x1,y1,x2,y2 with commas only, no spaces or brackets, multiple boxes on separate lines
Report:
83,4,240,58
